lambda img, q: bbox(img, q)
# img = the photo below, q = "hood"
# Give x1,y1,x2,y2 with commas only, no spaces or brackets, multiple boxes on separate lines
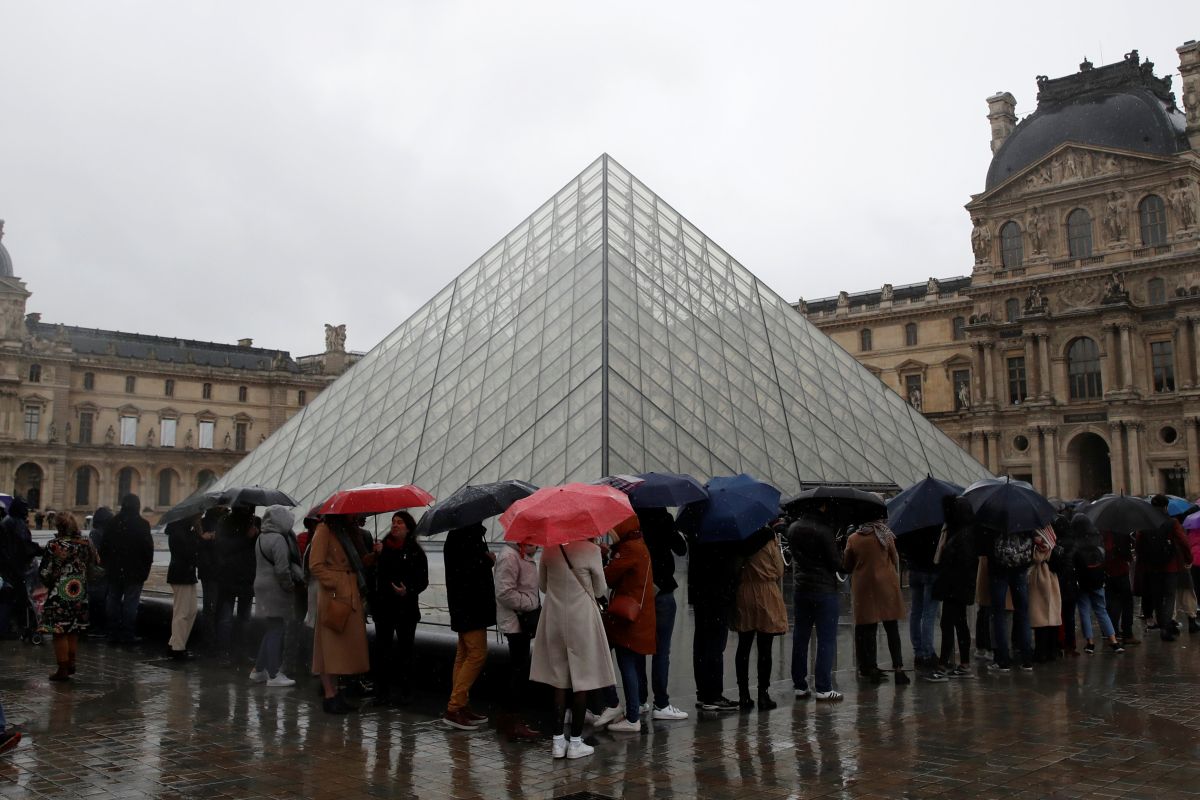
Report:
91,506,114,531
261,505,295,537
8,497,29,519
119,494,141,516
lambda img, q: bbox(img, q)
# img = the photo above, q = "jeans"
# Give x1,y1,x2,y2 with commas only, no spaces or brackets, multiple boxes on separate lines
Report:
908,570,939,661
106,579,143,643
1077,587,1115,640
614,646,643,722
1106,575,1134,638
692,608,729,702
634,592,677,709
215,584,253,659
989,569,1032,666
792,590,839,693
939,600,971,665
447,629,487,712
254,617,285,677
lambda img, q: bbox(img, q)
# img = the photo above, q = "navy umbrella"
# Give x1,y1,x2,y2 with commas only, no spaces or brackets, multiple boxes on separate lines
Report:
783,485,887,529
886,476,965,535
629,472,708,509
417,480,539,535
1083,494,1166,533
963,477,1055,534
677,474,781,542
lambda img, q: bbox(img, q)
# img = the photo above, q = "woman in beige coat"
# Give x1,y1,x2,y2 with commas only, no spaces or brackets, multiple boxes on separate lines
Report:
309,515,371,714
844,521,909,684
1027,526,1062,662
529,539,614,760
732,528,788,710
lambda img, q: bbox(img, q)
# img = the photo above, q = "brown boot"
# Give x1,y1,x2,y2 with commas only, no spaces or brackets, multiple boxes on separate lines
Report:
49,663,71,682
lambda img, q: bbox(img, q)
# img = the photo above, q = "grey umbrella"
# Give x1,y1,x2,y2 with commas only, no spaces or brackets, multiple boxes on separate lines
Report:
417,480,539,535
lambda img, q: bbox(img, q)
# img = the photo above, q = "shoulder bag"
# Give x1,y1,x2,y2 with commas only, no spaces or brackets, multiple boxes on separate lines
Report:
606,558,649,623
559,544,603,614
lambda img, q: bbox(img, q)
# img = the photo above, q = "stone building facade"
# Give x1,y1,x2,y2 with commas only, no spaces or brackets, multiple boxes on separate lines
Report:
802,42,1200,501
0,223,358,522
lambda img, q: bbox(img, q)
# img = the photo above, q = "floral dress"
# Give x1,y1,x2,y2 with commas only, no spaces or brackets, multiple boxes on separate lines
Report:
38,535,97,634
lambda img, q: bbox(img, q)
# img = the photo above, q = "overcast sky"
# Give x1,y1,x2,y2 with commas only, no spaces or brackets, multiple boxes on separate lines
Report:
1,3,1193,356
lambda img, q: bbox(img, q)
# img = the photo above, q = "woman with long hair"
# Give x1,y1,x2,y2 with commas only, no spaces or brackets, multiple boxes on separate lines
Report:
309,513,371,713
732,527,788,710
372,511,428,706
844,519,908,685
39,512,97,681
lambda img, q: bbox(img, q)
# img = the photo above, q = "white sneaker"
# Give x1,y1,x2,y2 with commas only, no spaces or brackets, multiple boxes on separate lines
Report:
639,701,651,715
248,669,268,683
814,690,844,702
266,673,296,687
593,705,623,729
652,704,689,720
565,738,594,759
551,735,567,759
607,717,641,732
794,688,811,699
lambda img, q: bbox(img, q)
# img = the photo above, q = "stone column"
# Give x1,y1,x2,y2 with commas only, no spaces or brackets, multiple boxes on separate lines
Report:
969,431,985,464
1042,426,1059,498
982,344,995,406
1120,324,1135,390
1108,422,1127,495
1126,422,1144,495
1187,418,1200,499
973,344,987,405
1191,318,1200,389
1030,428,1043,494
991,345,1006,407
986,430,1001,474
1038,334,1052,401
1102,325,1118,395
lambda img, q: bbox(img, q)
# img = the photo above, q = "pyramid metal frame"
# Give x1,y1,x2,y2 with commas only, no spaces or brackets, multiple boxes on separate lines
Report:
209,155,989,514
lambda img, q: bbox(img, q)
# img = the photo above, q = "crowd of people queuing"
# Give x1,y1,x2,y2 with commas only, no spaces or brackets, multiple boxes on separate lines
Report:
0,484,1197,762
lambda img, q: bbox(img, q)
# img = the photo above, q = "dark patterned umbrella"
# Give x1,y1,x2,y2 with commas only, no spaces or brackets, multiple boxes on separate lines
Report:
419,480,539,534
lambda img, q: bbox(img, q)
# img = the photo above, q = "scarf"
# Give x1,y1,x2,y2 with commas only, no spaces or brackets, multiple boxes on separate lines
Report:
331,523,369,597
1034,524,1056,553
858,520,895,549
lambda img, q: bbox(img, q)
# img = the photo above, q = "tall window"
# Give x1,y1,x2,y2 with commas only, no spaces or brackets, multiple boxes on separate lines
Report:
860,329,872,352
78,411,94,445
1067,337,1103,399
238,386,248,403
1007,357,1028,404
199,420,215,450
164,379,175,397
298,389,307,406
1151,340,1176,393
161,418,177,447
1067,208,1093,258
82,371,95,390
124,375,136,393
1000,221,1023,268
952,316,966,341
119,415,137,446
157,469,174,508
904,323,918,347
953,369,971,410
234,422,248,452
202,382,212,400
1140,195,1167,245
117,467,135,503
23,406,40,440
74,467,92,506
28,364,41,382
1147,277,1166,306
1005,298,1021,322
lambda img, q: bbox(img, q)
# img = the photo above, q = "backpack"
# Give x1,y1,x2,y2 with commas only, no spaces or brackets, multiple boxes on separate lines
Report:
993,531,1033,570
1075,544,1106,591
1140,521,1177,568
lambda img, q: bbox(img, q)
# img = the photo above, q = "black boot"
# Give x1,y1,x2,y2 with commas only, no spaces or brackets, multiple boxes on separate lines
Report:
757,690,777,711
737,687,754,711
1188,617,1199,634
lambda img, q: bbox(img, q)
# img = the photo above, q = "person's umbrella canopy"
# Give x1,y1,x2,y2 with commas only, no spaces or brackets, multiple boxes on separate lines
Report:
0,493,12,511
1082,494,1166,533
628,472,708,509
216,485,299,509
885,476,965,535
160,490,224,525
1162,495,1198,518
677,474,781,543
963,477,1056,534
418,480,539,535
318,483,434,516
783,485,887,529
1184,510,1200,531
500,483,634,547
590,475,645,494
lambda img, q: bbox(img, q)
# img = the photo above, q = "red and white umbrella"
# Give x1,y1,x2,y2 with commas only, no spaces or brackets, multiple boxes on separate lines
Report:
500,483,635,547
317,483,435,516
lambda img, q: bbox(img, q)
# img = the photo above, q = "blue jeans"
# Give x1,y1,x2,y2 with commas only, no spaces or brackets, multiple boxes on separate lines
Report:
1077,587,1115,641
254,617,285,677
614,646,643,722
990,569,1032,666
908,570,939,661
105,579,143,643
635,592,677,709
792,590,839,693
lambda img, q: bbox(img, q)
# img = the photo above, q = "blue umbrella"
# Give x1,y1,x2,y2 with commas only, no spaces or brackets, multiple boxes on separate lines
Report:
629,472,708,509
677,474,781,542
963,477,1056,534
1163,495,1197,518
0,493,11,511
886,475,965,535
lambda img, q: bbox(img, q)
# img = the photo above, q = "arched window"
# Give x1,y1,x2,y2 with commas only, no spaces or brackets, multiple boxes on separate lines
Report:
82,372,95,390
28,364,41,383
904,323,918,347
1067,337,1103,399
952,317,966,341
1067,208,1093,258
1005,298,1021,322
157,469,175,508
860,329,872,352
116,467,138,503
1140,194,1167,245
1000,221,1023,268
1148,277,1166,305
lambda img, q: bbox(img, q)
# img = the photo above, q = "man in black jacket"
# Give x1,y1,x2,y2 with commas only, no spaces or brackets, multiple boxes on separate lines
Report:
788,513,844,701
214,506,258,664
637,507,689,720
0,497,38,637
166,515,202,659
99,494,154,644
441,523,495,730
688,535,739,712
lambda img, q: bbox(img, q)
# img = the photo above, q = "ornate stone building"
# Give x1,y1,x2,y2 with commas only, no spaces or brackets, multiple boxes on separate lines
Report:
802,43,1200,500
0,222,358,522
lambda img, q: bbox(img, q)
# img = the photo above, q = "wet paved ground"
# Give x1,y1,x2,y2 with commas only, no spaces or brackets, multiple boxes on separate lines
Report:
5,599,1200,800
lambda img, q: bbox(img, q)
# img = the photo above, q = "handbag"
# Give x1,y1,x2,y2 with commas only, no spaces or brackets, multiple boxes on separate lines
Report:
606,560,650,623
322,593,353,633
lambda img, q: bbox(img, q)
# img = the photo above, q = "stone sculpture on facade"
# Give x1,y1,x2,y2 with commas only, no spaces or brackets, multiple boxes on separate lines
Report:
1169,179,1198,230
908,387,923,412
1026,207,1049,254
1025,284,1047,311
880,284,894,302
47,422,57,443
1103,271,1129,303
324,324,347,353
971,219,992,263
1103,192,1130,242
146,427,155,447
105,425,115,445
184,428,194,449
957,381,971,411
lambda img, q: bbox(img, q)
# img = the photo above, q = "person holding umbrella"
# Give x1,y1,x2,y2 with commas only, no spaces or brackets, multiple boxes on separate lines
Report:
844,518,909,685
1137,494,1192,641
635,506,689,721
1070,515,1124,654
788,510,843,701
602,515,657,731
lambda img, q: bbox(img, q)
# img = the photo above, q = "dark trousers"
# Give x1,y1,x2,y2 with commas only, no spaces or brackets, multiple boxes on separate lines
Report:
692,609,729,702
503,632,532,711
106,579,143,643
791,590,839,693
854,620,902,673
1105,574,1134,639
975,606,993,651
373,615,418,698
1060,588,1077,652
734,631,774,694
87,581,108,635
215,584,253,660
939,601,971,665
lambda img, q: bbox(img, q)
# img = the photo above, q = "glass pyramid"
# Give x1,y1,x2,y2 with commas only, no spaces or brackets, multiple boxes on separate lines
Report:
210,155,990,516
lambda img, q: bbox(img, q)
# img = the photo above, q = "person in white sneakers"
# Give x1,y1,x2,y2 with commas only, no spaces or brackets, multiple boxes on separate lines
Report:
250,506,304,688
636,508,689,721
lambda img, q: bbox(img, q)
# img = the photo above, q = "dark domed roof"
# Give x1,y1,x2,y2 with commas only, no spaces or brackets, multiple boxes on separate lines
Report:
985,52,1189,190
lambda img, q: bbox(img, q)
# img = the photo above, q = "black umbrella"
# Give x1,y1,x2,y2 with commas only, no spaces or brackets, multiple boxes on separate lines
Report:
629,472,708,509
783,486,886,528
418,480,539,535
215,485,299,508
159,490,223,526
963,477,1055,534
1082,494,1166,533
886,475,965,535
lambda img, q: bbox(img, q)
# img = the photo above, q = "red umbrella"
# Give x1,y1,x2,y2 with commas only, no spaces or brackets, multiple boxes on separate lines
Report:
317,483,435,516
500,483,635,547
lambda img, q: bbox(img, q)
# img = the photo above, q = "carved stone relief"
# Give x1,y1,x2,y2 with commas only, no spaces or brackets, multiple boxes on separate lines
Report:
1056,279,1103,312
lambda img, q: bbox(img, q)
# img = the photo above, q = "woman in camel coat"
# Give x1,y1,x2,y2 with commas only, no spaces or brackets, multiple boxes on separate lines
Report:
309,515,370,713
603,519,656,729
1027,525,1062,661
732,528,788,710
844,521,909,683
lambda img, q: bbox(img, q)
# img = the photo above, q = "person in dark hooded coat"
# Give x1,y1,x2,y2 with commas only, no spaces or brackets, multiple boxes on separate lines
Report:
0,497,39,636
86,507,114,638
441,523,496,730
933,496,976,676
98,494,153,644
